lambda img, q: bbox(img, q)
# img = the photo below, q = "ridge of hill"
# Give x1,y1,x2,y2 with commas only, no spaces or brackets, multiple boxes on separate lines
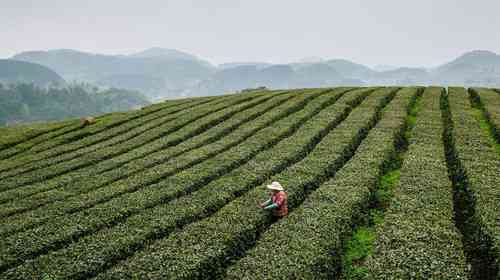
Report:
432,50,500,85
12,49,215,100
10,49,500,98
0,59,64,86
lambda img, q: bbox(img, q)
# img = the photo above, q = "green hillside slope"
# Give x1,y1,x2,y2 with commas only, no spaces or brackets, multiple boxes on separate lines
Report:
0,59,64,86
0,87,498,280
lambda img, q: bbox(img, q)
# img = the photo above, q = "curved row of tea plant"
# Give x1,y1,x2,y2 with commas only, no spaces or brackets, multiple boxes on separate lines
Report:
0,97,202,169
0,93,263,191
0,121,80,160
224,87,419,279
0,120,73,153
0,96,217,177
0,87,497,280
0,91,298,227
1,95,214,161
0,97,194,161
0,87,363,279
0,93,294,218
0,96,272,199
446,87,500,279
364,87,469,279
0,88,352,273
0,95,277,208
91,88,396,279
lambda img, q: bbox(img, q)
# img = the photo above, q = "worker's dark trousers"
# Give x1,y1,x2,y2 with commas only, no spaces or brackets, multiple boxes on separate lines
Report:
270,215,284,223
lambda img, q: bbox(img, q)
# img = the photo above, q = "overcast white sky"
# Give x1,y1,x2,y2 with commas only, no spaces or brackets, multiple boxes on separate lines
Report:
1,0,499,67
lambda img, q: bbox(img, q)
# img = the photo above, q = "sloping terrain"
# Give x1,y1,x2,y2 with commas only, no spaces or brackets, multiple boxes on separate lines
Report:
0,87,498,280
0,59,64,86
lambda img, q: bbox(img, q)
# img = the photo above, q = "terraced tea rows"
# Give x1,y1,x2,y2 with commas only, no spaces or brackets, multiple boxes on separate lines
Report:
0,87,498,280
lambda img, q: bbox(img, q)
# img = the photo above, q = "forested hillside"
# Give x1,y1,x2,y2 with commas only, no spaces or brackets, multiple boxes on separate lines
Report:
0,83,149,126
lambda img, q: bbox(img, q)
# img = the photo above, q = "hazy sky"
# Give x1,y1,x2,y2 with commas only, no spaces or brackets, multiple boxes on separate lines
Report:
1,0,499,67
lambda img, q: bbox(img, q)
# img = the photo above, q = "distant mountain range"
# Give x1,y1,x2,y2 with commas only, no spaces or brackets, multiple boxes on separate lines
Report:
11,48,215,99
6,48,500,99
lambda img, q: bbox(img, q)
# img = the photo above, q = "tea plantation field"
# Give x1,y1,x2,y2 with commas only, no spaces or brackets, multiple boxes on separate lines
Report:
0,87,499,280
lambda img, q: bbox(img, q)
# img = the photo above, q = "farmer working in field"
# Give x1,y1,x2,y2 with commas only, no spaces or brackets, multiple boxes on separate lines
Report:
258,181,288,218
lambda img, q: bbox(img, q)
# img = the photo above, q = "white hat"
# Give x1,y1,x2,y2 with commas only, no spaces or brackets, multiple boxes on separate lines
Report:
266,181,284,191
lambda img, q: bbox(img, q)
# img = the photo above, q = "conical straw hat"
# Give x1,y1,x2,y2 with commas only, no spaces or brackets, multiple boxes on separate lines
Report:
266,181,284,191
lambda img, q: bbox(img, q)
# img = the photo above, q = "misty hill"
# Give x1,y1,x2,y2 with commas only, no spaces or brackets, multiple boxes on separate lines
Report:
190,62,364,96
324,59,376,80
191,65,284,96
193,59,374,95
256,65,296,88
130,48,214,69
200,51,500,92
432,50,500,86
218,62,273,71
0,59,64,87
11,49,500,97
290,59,374,80
373,65,400,72
12,49,215,100
370,67,431,85
292,63,344,87
130,48,199,60
193,64,316,96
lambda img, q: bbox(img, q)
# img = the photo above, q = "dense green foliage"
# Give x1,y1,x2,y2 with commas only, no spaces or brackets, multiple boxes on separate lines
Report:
364,88,469,279
445,87,500,279
0,87,498,280
225,87,414,279
0,121,72,151
0,83,149,126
